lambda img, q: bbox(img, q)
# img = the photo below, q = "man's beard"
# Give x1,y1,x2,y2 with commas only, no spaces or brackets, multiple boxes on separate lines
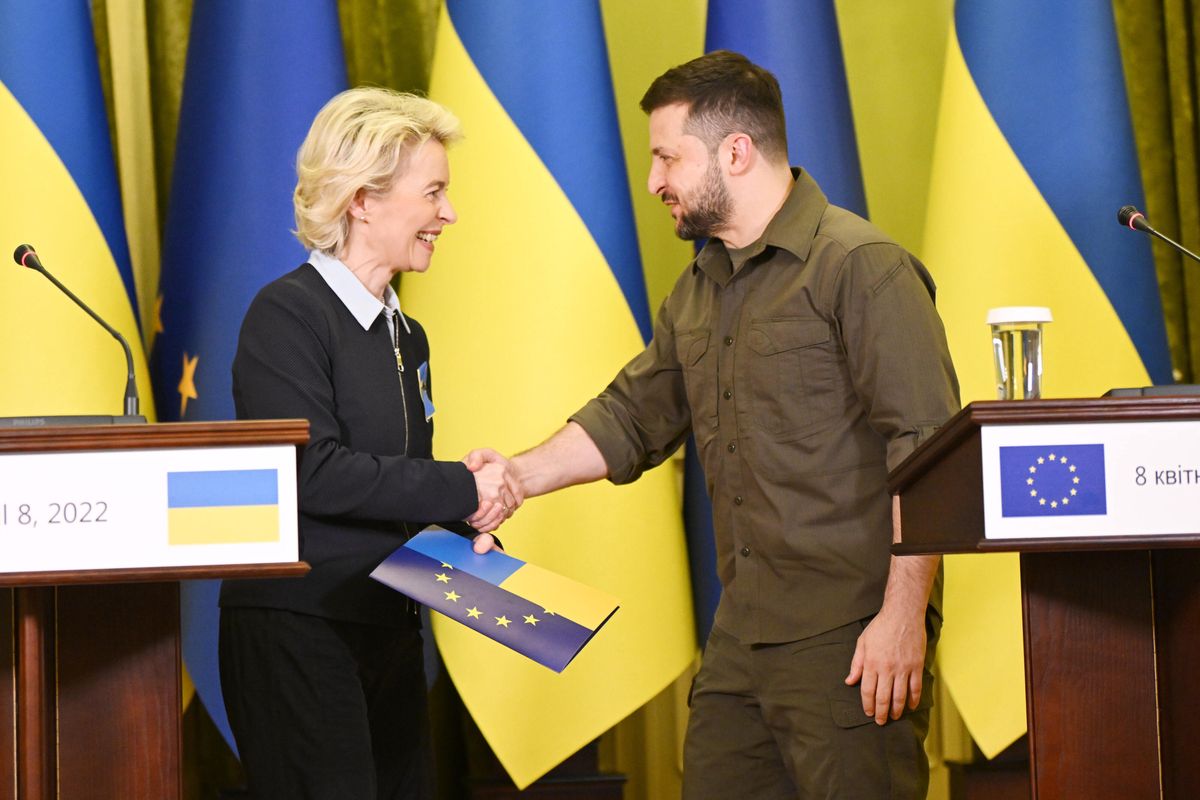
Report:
671,158,733,241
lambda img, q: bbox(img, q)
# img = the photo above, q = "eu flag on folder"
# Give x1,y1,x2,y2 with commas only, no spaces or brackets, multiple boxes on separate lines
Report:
999,444,1107,518
372,528,619,673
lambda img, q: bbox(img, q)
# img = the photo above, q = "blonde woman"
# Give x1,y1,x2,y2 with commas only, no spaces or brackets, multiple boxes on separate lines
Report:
219,87,515,799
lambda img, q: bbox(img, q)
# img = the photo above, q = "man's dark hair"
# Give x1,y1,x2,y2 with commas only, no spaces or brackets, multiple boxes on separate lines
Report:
640,50,788,163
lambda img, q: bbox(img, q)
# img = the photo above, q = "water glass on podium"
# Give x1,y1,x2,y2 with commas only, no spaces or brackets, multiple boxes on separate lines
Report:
988,306,1052,400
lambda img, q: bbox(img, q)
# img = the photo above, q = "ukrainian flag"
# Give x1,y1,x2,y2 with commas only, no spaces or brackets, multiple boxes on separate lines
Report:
0,1,153,417
706,0,866,215
402,1,694,787
922,0,1171,757
167,469,281,546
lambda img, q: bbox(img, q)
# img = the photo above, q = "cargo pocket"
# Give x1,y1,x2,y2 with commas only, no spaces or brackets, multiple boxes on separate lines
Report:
746,317,837,439
674,329,718,444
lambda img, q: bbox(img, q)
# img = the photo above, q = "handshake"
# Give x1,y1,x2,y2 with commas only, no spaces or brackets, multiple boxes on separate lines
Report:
462,447,524,537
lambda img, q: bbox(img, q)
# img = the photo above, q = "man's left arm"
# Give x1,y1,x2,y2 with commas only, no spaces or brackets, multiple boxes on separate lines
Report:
833,245,960,725
845,525,940,724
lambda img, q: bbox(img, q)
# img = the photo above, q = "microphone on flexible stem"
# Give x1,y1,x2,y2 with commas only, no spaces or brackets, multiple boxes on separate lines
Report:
1116,205,1200,264
13,244,141,418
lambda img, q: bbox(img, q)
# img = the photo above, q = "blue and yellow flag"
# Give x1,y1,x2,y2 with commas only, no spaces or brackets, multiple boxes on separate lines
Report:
0,1,153,417
167,469,281,546
706,0,866,215
403,0,695,787
923,0,1170,757
689,0,868,643
373,528,619,673
149,0,346,750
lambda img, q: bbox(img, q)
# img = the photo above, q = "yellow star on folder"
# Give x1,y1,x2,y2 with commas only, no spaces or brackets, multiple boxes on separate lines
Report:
444,590,460,602
466,607,482,619
523,614,540,626
435,573,451,583
495,616,511,628
178,352,199,418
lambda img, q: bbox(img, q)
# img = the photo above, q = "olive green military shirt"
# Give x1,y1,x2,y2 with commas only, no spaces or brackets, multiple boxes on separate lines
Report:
571,170,960,645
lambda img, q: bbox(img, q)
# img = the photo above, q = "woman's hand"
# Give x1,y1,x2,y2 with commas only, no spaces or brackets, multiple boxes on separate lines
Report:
471,532,503,554
463,448,524,533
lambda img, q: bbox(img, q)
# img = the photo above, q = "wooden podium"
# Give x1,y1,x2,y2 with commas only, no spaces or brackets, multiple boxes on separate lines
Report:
889,398,1200,799
0,420,309,800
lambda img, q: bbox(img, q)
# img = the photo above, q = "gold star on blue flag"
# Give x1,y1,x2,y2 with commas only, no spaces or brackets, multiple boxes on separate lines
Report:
1000,444,1107,517
371,528,619,673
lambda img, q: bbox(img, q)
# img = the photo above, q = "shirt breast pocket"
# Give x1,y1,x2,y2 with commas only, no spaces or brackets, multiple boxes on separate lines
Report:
746,317,839,440
674,329,719,445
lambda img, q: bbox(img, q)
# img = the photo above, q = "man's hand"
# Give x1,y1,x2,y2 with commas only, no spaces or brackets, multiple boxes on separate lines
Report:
459,424,608,532
844,606,927,725
844,546,939,725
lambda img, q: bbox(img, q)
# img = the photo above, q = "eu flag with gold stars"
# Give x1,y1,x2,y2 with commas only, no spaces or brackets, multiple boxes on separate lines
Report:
1000,444,1107,517
372,528,619,673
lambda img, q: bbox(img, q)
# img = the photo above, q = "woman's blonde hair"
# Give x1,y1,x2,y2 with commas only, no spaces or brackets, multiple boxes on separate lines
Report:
293,87,463,254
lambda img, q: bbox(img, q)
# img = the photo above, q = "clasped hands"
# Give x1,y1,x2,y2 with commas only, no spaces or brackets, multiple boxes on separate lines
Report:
462,448,523,540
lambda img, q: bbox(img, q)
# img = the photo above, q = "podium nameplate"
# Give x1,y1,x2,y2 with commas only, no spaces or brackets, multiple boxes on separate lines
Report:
0,443,299,573
980,420,1200,540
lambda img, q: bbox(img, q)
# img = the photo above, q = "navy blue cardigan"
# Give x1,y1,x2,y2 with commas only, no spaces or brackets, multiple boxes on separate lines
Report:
220,263,478,627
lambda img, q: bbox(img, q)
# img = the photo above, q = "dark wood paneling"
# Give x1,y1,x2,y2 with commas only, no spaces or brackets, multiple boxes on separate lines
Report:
0,590,14,800
1152,550,1200,799
465,740,624,800
1021,552,1159,799
948,738,1031,800
56,583,181,799
14,588,55,800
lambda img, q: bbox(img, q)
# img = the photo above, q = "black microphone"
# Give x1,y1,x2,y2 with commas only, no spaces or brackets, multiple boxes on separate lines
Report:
13,244,141,417
1117,205,1200,264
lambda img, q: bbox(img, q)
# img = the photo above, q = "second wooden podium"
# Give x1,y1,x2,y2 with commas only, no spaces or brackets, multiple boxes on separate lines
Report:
890,397,1200,800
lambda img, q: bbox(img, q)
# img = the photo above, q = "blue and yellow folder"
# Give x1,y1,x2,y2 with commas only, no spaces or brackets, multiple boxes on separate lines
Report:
371,528,619,672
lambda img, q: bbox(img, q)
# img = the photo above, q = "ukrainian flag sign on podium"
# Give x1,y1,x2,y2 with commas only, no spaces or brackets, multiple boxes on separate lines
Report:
0,433,299,574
